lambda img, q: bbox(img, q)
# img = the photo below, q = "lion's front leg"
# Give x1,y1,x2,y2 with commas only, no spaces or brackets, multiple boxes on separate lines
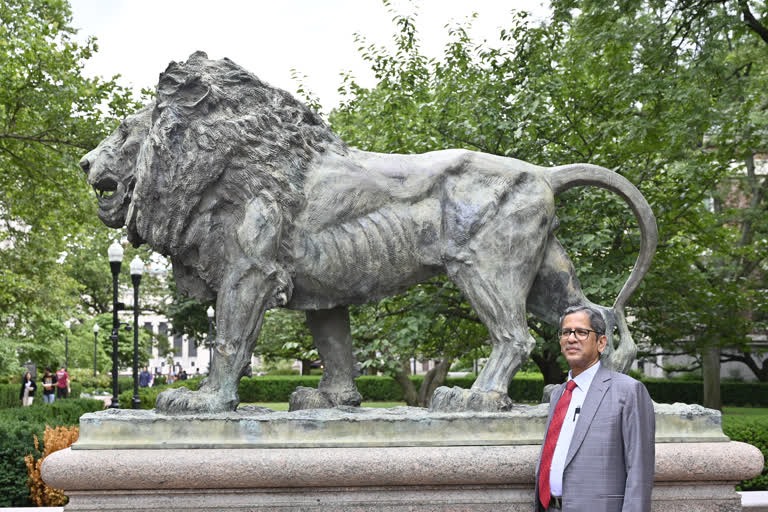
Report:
156,264,283,414
157,194,289,414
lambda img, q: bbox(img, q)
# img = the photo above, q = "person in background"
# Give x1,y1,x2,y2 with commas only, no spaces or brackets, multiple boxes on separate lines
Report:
56,366,70,399
41,367,57,404
19,372,36,406
139,366,152,388
179,370,188,381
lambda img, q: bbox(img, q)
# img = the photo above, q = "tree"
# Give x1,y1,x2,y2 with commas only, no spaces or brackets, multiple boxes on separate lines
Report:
543,0,768,403
330,8,575,386
331,0,768,399
0,0,140,376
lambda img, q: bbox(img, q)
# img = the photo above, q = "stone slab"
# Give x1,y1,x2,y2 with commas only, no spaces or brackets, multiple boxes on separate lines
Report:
73,402,727,450
42,442,763,511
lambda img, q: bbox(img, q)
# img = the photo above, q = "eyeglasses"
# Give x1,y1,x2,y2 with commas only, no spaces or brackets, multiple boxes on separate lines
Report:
559,328,602,341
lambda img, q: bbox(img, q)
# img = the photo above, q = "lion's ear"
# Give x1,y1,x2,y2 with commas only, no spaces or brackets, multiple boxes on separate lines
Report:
158,73,210,109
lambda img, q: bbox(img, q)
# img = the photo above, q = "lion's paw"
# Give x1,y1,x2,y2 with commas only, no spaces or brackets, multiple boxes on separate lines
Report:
429,386,514,412
155,386,238,414
288,386,363,411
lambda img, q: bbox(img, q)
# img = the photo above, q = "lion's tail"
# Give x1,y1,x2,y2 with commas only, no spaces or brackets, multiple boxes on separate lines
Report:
548,164,658,373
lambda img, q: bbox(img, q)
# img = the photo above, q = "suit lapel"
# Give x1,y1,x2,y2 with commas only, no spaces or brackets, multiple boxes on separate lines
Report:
563,365,612,469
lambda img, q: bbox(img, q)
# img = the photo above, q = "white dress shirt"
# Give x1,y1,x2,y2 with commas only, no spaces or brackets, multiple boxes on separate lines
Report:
549,361,601,496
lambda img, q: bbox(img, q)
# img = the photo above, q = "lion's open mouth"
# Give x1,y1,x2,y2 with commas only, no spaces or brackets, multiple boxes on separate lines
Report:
94,177,119,200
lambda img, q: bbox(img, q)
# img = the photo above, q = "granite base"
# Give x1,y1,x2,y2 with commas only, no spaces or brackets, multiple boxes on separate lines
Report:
43,442,763,511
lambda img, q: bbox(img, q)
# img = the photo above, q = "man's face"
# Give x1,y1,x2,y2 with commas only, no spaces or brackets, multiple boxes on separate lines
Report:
560,311,607,376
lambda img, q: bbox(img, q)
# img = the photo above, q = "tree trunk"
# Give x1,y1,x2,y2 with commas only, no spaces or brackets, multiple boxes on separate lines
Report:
393,361,420,406
702,346,722,410
418,359,452,407
301,359,312,376
531,347,567,385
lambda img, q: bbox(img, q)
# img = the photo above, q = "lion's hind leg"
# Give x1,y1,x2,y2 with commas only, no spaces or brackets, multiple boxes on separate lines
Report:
430,184,553,412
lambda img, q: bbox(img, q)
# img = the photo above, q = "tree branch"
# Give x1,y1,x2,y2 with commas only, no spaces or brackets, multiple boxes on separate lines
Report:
739,0,768,45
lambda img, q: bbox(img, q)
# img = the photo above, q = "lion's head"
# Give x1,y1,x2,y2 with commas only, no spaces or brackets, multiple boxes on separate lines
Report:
80,104,152,229
84,52,347,297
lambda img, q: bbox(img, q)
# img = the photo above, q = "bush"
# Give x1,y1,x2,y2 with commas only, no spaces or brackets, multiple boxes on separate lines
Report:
25,425,79,506
723,416,768,491
0,399,103,507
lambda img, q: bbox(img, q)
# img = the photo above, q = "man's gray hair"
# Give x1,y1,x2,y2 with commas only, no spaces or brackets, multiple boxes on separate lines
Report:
559,305,606,335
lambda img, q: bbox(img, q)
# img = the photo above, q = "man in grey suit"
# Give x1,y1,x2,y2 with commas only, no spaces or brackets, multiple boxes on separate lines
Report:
535,305,655,512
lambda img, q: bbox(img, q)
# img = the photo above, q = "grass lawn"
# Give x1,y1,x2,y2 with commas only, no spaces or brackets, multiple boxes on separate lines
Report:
245,402,407,411
722,406,768,418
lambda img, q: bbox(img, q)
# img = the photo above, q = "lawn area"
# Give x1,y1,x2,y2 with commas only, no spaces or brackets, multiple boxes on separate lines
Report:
723,407,768,418
246,402,407,411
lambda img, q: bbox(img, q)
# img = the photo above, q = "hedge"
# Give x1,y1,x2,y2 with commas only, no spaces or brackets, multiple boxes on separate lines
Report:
0,399,104,507
641,379,768,407
233,374,545,403
722,416,768,491
231,375,768,405
117,378,202,409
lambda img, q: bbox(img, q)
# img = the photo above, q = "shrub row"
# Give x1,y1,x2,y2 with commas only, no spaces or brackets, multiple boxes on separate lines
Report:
232,375,768,405
232,374,545,403
642,379,768,407
117,377,202,409
0,383,83,410
0,399,104,507
8,374,768,408
722,416,768,491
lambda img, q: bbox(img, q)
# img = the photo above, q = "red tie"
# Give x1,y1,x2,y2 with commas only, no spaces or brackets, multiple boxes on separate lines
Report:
539,380,578,509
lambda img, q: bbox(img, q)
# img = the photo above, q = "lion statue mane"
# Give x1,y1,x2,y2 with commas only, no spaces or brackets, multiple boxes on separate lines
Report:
82,51,657,414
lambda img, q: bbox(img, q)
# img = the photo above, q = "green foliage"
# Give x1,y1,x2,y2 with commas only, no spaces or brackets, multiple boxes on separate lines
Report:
254,310,317,366
328,1,768,385
0,398,103,507
0,383,18,409
0,0,142,377
723,416,768,491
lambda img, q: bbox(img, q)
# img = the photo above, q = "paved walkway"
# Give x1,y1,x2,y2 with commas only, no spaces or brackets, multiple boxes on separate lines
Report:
742,491,768,511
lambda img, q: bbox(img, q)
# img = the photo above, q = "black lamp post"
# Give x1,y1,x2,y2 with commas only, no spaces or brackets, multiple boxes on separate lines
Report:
207,306,215,375
108,240,124,409
130,256,143,409
93,323,99,377
64,320,71,370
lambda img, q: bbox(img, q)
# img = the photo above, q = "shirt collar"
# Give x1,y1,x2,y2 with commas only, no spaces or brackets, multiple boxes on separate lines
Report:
568,360,600,391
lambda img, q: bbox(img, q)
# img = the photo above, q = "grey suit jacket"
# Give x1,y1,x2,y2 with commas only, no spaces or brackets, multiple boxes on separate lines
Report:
535,364,655,512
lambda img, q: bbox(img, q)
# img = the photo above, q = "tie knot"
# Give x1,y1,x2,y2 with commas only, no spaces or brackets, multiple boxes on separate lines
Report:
566,380,577,391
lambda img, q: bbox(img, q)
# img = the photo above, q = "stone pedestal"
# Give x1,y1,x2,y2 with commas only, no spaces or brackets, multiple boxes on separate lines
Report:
41,405,764,511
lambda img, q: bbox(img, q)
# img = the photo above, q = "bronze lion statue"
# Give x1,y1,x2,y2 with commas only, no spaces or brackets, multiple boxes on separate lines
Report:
81,52,656,413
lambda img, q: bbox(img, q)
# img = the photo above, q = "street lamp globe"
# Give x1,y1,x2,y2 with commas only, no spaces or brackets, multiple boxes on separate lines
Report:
130,255,144,276
93,323,100,334
207,306,215,319
107,240,124,263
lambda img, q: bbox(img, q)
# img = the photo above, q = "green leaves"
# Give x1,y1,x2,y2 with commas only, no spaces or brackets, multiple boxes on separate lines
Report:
0,0,140,374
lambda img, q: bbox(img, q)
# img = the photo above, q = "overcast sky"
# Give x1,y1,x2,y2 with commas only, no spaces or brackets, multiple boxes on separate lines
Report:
68,0,549,112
